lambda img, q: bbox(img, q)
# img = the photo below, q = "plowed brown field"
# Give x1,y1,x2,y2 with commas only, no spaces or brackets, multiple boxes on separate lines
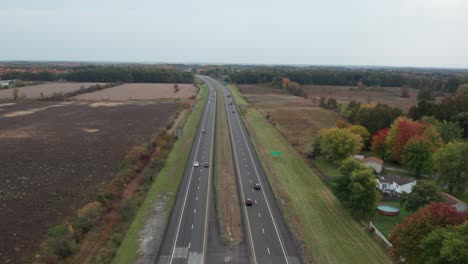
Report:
0,82,102,99
74,83,197,101
0,101,179,263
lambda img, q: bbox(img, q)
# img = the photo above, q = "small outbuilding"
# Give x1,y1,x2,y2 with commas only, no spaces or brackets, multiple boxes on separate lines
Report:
376,174,416,194
442,192,467,213
362,157,383,174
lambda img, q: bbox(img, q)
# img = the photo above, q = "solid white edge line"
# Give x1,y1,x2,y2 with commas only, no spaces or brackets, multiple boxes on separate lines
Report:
221,79,290,264
168,84,211,264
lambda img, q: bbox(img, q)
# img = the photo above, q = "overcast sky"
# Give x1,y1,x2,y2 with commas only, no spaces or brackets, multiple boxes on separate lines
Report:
1,0,467,68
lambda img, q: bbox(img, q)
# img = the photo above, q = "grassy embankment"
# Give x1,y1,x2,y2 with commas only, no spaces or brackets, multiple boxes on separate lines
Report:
228,84,391,264
213,82,243,245
113,84,208,264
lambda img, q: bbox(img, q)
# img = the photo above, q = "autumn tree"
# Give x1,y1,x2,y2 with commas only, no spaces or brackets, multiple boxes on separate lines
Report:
420,222,468,264
433,141,468,194
12,88,19,100
317,128,362,161
371,128,389,158
386,117,441,163
401,136,434,178
173,83,179,93
389,203,467,264
400,181,443,212
349,125,371,149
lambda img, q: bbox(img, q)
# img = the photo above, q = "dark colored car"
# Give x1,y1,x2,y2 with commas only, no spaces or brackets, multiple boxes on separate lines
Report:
203,162,209,168
232,110,235,113
254,183,261,190
245,198,253,206
202,129,206,133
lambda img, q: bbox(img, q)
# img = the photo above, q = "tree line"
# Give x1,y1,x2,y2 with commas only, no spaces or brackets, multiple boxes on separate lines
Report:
1,66,194,83
229,68,467,93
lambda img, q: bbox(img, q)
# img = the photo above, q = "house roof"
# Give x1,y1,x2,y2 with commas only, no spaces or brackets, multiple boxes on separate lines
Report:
363,157,383,165
442,192,466,206
379,174,414,186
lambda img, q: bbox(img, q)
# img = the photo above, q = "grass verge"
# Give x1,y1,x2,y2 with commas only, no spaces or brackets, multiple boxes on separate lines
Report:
228,84,391,264
112,84,208,264
312,156,342,178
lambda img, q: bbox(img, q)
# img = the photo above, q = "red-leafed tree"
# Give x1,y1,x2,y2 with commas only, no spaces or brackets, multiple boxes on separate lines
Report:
389,203,467,263
386,117,441,163
371,128,389,158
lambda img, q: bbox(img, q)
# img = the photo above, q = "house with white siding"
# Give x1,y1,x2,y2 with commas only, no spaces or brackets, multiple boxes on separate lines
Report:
376,174,416,194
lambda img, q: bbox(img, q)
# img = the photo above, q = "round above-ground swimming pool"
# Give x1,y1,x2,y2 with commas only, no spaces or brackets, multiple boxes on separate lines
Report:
377,205,400,216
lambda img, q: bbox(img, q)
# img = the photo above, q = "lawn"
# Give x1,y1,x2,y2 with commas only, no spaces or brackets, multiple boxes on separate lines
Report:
313,156,342,178
371,202,411,238
228,85,391,263
112,84,207,264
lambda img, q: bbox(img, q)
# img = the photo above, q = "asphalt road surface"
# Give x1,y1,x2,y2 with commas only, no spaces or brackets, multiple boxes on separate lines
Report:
156,85,217,264
157,77,302,264
204,77,302,264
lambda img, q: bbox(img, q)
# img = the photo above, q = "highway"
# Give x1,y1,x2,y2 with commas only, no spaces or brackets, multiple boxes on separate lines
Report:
157,76,301,264
156,83,216,264
204,77,302,264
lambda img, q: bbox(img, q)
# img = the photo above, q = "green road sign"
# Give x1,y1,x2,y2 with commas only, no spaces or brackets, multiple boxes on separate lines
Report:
271,151,281,157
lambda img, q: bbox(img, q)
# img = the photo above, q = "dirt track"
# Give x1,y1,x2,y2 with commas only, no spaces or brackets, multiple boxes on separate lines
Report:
0,101,178,263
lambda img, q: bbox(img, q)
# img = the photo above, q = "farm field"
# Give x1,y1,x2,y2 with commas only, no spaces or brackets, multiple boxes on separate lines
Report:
302,85,419,112
0,100,179,263
238,85,340,154
73,83,197,101
0,82,103,99
238,84,425,112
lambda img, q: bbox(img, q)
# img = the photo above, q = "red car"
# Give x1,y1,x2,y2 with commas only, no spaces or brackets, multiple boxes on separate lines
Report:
245,198,253,206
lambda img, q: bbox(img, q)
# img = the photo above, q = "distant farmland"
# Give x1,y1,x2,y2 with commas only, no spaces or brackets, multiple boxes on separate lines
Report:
74,83,197,101
0,82,103,99
0,101,179,263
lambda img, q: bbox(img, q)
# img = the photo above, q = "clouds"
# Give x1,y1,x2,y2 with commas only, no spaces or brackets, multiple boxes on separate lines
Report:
0,0,467,67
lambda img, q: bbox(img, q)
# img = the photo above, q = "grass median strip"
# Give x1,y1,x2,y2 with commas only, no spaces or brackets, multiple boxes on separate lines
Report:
228,84,391,264
213,82,243,245
113,84,208,264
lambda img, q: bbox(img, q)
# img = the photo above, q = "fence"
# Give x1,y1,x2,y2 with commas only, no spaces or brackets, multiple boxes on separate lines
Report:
369,221,393,248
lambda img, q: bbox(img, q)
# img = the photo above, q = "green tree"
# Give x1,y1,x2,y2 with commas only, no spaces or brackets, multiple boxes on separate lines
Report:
333,162,378,219
420,222,468,264
400,181,444,212
433,141,468,194
418,88,434,101
422,116,462,143
339,157,366,176
402,136,434,178
317,127,362,161
355,103,403,134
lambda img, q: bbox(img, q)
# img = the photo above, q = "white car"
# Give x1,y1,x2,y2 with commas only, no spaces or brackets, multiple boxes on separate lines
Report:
194,161,200,167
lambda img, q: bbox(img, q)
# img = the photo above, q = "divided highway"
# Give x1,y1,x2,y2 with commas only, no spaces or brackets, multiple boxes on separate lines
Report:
157,77,302,264
204,77,302,264
156,85,216,264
